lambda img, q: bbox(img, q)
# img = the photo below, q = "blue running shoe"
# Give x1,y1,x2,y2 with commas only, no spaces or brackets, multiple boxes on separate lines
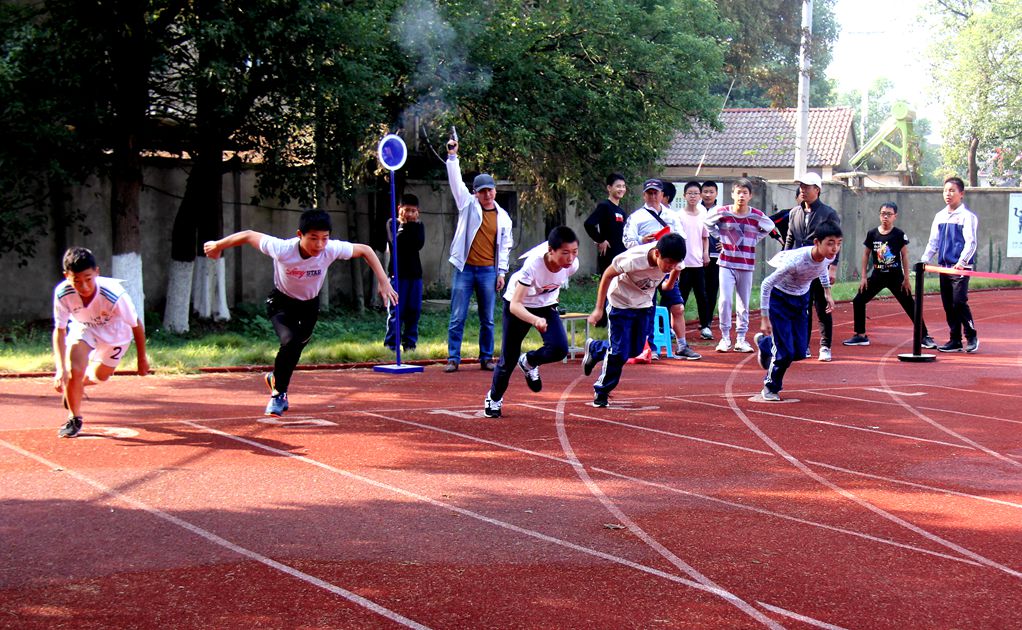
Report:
265,392,289,417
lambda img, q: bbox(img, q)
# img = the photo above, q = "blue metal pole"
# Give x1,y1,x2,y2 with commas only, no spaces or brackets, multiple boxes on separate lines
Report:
390,172,401,365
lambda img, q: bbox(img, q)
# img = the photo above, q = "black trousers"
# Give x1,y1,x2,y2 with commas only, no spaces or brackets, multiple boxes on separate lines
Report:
266,289,320,393
806,278,833,349
679,266,710,329
490,300,568,401
852,272,927,336
703,257,720,326
938,273,976,342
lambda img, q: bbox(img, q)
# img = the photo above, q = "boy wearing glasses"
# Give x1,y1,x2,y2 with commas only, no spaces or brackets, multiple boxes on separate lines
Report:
842,202,935,348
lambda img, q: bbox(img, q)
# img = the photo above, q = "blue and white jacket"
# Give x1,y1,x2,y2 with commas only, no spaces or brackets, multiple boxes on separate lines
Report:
921,204,978,268
446,156,514,274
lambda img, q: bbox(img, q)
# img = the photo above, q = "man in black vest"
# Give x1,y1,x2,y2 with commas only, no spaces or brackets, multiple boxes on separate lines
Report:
783,173,840,362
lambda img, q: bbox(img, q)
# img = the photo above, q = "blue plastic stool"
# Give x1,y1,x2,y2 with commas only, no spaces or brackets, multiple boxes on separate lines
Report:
651,306,676,358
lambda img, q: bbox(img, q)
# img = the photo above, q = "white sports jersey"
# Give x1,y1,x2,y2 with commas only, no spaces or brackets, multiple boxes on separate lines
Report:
259,236,354,301
504,245,580,308
760,246,834,314
607,242,683,309
53,276,138,345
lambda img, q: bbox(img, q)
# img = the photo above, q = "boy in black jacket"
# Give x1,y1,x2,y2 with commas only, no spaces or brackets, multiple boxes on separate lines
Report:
385,194,426,352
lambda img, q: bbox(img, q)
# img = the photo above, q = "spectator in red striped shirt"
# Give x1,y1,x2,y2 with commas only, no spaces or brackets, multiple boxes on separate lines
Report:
705,178,774,353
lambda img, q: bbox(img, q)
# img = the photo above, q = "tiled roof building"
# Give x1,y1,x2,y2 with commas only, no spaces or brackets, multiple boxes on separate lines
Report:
662,107,858,181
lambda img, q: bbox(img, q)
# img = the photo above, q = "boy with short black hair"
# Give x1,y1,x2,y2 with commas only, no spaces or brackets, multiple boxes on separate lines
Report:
483,226,581,418
385,193,426,353
842,202,935,348
921,176,979,353
204,209,397,417
582,233,686,407
699,181,721,340
584,173,628,276
705,178,774,353
674,180,710,358
53,247,149,438
755,222,843,401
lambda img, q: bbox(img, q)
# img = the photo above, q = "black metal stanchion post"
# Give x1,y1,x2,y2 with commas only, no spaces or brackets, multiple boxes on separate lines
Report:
898,261,936,362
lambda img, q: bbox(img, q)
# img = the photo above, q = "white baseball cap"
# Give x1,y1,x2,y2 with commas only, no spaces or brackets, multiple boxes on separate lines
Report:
797,172,823,188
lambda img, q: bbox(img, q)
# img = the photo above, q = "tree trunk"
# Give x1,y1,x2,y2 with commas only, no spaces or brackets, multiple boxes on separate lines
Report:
163,168,201,332
350,193,366,312
967,135,980,187
110,143,145,323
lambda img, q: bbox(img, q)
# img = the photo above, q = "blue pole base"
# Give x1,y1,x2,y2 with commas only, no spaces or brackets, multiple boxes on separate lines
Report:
373,364,425,374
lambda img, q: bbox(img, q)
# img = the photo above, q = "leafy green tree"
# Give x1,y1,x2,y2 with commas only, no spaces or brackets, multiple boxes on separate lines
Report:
0,4,90,267
1,0,183,312
715,0,839,108
159,0,402,329
927,0,1022,185
412,0,728,212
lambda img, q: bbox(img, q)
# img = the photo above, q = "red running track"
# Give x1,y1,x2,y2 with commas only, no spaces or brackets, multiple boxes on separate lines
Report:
1,289,1021,628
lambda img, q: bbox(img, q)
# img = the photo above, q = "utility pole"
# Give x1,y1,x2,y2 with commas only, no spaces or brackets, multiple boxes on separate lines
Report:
793,0,813,178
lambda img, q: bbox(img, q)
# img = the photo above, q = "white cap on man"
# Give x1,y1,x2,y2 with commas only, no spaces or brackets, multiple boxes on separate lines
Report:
797,172,823,188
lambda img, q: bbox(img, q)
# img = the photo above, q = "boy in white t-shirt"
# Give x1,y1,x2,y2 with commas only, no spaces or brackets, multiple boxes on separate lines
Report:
582,233,686,407
52,247,150,438
673,181,710,359
483,227,581,418
205,209,397,417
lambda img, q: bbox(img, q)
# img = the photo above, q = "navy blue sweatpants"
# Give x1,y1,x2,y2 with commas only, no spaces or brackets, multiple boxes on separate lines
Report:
761,289,810,395
593,305,651,397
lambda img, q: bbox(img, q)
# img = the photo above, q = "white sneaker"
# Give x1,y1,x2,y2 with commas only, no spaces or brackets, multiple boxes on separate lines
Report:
715,338,732,352
733,339,753,353
818,346,832,362
761,387,781,401
699,327,713,340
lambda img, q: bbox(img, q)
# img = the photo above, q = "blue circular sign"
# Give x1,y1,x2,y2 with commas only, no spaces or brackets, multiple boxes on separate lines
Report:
378,134,407,171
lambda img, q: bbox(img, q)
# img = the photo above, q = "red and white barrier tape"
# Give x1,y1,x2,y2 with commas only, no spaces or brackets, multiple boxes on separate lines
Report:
922,265,1022,282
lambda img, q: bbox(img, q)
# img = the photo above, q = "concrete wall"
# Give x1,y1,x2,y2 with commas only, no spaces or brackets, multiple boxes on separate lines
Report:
0,161,566,322
759,182,1022,282
4,162,1020,324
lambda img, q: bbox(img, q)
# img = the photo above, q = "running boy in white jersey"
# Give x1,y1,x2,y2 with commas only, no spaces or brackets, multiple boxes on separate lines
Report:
204,209,397,417
52,247,149,438
755,222,842,401
582,233,686,407
483,227,580,418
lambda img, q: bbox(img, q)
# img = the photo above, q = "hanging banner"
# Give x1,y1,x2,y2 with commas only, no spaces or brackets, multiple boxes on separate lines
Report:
1009,193,1022,258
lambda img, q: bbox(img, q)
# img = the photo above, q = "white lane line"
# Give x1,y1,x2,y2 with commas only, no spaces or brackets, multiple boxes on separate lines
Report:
756,602,850,630
926,384,1022,400
719,355,1022,580
0,438,430,630
664,396,976,450
551,378,783,629
876,344,1022,470
807,390,1022,427
178,421,772,606
864,388,925,396
359,409,984,567
517,403,774,456
805,460,1022,511
521,404,1021,513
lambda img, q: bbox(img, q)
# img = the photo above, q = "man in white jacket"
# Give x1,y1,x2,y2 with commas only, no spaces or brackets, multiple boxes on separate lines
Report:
445,139,514,372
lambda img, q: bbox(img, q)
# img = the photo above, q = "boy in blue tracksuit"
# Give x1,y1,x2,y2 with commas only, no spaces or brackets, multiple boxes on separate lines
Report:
755,222,842,401
920,176,979,353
